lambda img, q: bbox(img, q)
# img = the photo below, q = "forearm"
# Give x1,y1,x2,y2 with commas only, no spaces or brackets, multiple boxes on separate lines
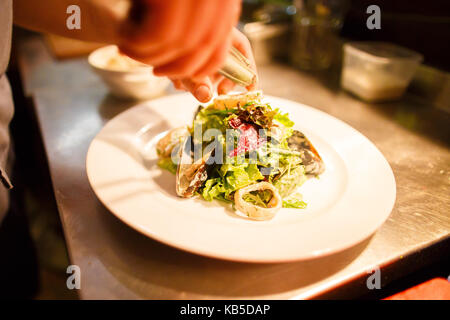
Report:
13,0,129,44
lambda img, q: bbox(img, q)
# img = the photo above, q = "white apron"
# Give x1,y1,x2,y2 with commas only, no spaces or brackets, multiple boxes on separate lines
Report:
0,0,14,223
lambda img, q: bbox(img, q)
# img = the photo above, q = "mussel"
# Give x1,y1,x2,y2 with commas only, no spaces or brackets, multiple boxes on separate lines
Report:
287,130,325,176
156,126,189,158
175,136,214,198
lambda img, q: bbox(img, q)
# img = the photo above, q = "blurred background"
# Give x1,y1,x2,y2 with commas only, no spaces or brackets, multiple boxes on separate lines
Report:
242,0,449,69
5,0,450,299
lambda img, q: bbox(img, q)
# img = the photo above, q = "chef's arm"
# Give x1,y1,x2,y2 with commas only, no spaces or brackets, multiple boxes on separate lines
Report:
13,0,126,44
13,0,255,101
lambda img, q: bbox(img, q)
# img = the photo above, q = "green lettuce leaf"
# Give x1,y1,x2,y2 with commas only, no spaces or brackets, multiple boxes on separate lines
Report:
242,190,273,208
202,178,224,201
226,167,251,191
246,163,264,181
283,198,307,209
201,160,265,202
273,165,307,198
274,111,294,128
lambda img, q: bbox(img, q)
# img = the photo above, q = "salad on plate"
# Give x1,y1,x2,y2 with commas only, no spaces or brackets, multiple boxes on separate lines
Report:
156,91,324,220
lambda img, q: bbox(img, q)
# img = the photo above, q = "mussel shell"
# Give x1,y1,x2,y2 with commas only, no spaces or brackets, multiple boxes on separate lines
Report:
287,130,325,176
156,126,189,158
175,136,214,198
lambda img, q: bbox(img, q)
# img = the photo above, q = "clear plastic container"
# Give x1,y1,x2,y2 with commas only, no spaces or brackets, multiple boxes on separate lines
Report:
341,42,423,102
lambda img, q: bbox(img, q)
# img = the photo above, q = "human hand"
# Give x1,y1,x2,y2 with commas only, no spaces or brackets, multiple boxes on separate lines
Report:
119,0,256,102
170,28,258,102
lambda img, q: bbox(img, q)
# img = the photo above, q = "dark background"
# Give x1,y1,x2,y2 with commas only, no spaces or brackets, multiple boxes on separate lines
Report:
342,0,450,71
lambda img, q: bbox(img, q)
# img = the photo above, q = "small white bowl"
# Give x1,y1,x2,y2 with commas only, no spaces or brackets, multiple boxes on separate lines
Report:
88,45,170,100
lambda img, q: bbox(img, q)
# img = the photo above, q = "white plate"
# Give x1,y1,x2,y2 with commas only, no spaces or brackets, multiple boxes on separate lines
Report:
86,93,396,263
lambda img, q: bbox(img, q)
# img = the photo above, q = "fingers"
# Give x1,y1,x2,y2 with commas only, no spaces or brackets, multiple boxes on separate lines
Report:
121,0,241,80
153,33,231,79
231,29,258,91
211,73,225,85
124,0,216,67
191,33,232,79
121,0,210,65
123,0,184,49
231,29,256,70
120,0,258,103
171,79,184,91
171,74,226,102
218,78,236,95
188,0,241,79
215,30,257,94
152,45,216,78
153,0,239,79
180,77,213,103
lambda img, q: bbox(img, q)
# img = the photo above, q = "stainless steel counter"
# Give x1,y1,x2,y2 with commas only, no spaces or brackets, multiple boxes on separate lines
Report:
16,37,450,299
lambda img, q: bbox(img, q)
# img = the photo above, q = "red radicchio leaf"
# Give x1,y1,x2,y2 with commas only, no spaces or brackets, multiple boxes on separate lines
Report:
228,117,243,129
229,123,266,157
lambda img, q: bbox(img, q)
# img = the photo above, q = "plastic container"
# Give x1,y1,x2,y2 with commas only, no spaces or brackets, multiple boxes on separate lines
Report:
88,45,170,100
341,42,423,102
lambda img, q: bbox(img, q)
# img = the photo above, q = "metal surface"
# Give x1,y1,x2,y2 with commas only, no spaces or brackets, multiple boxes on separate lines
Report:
17,37,450,299
219,46,257,87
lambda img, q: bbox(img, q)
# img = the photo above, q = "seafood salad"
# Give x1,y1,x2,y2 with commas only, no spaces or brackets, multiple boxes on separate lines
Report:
156,91,324,220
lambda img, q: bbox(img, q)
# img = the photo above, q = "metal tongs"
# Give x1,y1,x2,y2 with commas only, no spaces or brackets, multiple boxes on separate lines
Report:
220,47,257,87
